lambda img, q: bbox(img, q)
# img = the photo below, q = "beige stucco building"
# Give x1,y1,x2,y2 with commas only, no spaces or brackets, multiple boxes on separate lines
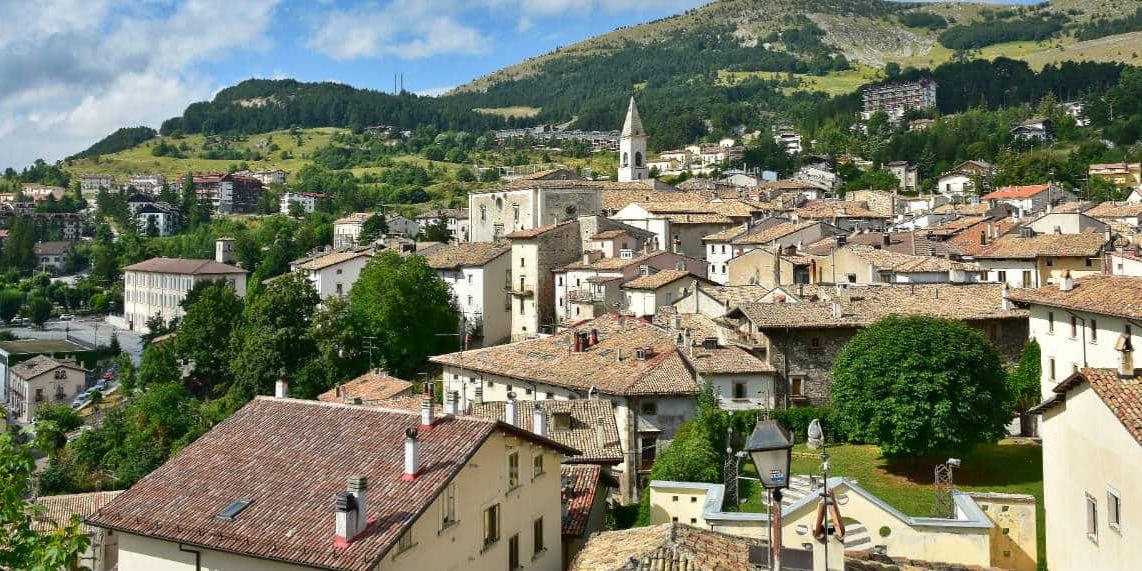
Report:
89,396,574,571
507,220,583,340
122,256,246,333
6,355,86,423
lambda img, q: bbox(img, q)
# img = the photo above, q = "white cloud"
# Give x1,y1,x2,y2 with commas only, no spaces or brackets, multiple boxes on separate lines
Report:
307,0,490,61
0,0,280,167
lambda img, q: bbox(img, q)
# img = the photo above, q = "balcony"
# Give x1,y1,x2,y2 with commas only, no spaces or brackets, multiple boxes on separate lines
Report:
567,289,605,304
505,285,534,297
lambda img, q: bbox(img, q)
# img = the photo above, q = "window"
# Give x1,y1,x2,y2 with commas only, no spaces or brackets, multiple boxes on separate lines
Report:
508,534,520,570
640,401,657,416
34,388,43,402
1071,316,1078,338
997,270,1006,283
791,377,806,397
533,517,545,555
1090,319,1098,343
1022,270,1032,288
335,283,343,295
1085,257,1094,267
480,205,487,221
397,528,414,552
441,483,457,528
733,382,747,399
533,454,544,478
508,452,520,488
519,298,525,315
1047,311,1054,333
809,337,823,351
520,257,525,268
1046,257,1054,267
336,268,343,275
557,276,563,286
1108,488,1121,531
1049,357,1056,381
1086,494,1098,543
483,504,501,547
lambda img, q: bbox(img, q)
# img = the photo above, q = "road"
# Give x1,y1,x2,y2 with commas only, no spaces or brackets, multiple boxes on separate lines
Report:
5,316,144,364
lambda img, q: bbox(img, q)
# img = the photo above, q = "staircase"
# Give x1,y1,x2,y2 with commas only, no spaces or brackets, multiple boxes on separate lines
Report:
774,475,873,552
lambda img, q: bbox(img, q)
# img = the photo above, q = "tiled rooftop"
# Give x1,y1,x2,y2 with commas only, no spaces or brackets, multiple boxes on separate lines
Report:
795,200,888,220
430,314,699,396
561,465,604,538
728,284,1026,329
317,371,413,404
569,523,763,571
422,242,510,270
622,270,696,290
88,397,575,571
1009,275,1142,320
981,184,1051,200
122,257,246,275
295,251,372,271
10,355,85,380
844,245,977,273
469,399,623,464
34,491,122,533
1039,369,1142,445
976,232,1107,259
505,220,576,239
1085,201,1142,219
944,219,1020,257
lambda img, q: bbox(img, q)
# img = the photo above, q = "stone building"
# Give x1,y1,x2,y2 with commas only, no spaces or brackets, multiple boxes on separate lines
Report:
721,284,1028,407
618,97,649,182
507,220,583,340
467,179,601,243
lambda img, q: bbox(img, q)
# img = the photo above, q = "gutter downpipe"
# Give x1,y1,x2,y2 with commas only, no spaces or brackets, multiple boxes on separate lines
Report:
179,544,202,571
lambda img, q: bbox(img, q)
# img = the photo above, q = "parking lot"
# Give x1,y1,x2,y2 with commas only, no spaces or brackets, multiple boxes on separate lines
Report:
4,315,144,364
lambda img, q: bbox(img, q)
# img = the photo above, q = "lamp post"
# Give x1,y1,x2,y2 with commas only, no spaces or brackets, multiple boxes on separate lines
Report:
807,419,831,570
747,419,793,571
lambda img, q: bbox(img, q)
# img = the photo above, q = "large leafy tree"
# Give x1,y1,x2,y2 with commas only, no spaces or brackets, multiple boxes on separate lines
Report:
358,214,388,244
27,296,52,326
137,344,181,389
0,431,89,569
0,289,23,323
175,280,244,395
348,250,458,377
831,315,1011,457
1008,339,1042,437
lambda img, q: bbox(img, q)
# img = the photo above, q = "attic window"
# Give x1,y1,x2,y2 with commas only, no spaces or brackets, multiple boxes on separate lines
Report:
552,412,572,430
215,499,253,521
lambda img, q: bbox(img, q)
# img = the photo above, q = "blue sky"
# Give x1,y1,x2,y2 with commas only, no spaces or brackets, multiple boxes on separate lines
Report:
0,0,708,167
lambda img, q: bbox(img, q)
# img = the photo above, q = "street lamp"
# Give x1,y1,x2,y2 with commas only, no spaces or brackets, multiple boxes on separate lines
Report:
746,419,793,571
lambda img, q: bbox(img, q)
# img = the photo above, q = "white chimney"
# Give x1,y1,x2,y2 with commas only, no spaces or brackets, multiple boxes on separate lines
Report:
1117,333,1134,379
402,427,420,482
274,376,289,399
505,392,518,426
445,390,460,415
831,302,842,319
596,415,606,449
347,475,368,536
1001,283,1012,311
422,381,433,427
1059,271,1074,292
533,403,547,437
334,492,359,544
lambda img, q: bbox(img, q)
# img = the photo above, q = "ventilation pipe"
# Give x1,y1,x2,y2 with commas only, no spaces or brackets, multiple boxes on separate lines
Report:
402,428,420,482
1001,283,1012,311
831,302,842,320
1118,333,1134,379
533,402,547,437
505,392,518,426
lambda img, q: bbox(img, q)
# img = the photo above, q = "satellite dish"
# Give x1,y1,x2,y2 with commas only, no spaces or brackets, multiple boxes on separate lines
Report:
807,418,824,450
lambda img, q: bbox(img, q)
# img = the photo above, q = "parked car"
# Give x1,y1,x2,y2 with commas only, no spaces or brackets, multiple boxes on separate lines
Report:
59,314,74,321
94,379,109,391
101,370,114,380
71,393,89,408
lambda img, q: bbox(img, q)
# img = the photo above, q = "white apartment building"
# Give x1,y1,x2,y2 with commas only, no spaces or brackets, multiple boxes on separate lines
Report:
861,79,938,122
6,355,87,423
79,174,115,194
122,252,246,333
290,250,372,299
333,212,375,249
251,168,288,185
415,208,470,243
423,242,512,347
279,191,326,215
127,174,166,194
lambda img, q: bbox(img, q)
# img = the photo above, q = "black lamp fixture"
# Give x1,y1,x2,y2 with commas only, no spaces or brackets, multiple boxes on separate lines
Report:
746,419,794,490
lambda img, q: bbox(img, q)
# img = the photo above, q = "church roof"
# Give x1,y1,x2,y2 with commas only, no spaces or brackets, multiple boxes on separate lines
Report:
622,97,645,138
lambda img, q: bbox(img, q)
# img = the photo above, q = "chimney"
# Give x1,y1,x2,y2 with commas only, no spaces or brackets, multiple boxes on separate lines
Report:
590,328,599,346
979,230,987,246
533,402,547,437
334,492,359,544
505,392,518,426
596,415,606,449
402,428,420,482
572,331,582,352
420,382,435,429
275,374,289,399
346,476,368,536
831,301,842,320
1117,333,1134,379
1001,283,1012,311
882,233,891,247
445,390,460,415
474,385,484,405
1059,270,1074,292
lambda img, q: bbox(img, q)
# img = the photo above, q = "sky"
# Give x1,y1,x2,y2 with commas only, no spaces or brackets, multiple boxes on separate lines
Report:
0,0,710,169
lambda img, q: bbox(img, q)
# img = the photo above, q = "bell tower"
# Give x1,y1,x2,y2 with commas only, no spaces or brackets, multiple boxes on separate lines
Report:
618,97,649,182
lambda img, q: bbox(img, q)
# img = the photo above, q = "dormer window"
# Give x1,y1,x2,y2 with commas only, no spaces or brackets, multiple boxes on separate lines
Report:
552,412,572,431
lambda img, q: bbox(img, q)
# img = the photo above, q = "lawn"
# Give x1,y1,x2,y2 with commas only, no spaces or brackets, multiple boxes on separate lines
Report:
717,65,883,96
473,106,542,119
738,441,1044,566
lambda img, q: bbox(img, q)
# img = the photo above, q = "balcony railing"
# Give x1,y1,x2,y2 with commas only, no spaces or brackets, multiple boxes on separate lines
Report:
567,289,605,303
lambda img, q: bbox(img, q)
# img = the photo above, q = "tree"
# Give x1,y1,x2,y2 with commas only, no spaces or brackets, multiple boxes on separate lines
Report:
115,353,137,393
358,214,388,244
0,289,23,323
885,62,901,78
27,296,52,326
137,344,180,389
1007,339,1041,437
0,432,89,569
421,216,452,242
108,331,121,355
175,281,244,395
348,251,458,377
32,404,82,458
831,315,1011,457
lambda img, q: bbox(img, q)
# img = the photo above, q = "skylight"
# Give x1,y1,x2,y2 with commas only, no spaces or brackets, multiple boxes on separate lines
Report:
215,498,253,521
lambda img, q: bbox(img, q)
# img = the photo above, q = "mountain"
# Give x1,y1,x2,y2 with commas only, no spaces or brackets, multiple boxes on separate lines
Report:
447,0,1142,141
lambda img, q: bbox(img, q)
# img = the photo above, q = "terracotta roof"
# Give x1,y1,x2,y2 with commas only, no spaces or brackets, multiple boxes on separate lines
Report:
33,241,71,256
122,257,245,275
591,229,632,240
558,250,667,272
932,203,994,216
569,523,762,571
702,225,748,242
1009,275,1142,320
796,200,888,220
87,397,576,571
976,233,1107,259
601,189,697,211
945,219,1020,257
422,242,510,269
844,245,977,273
413,208,468,221
505,220,576,239
981,184,1051,200
1049,201,1095,214
804,231,949,257
34,491,122,533
295,251,372,271
622,270,696,290
728,284,1026,329
927,216,990,237
561,465,603,537
690,285,770,308
732,221,817,245
430,314,699,396
10,355,86,380
469,399,623,464
1040,369,1142,445
335,212,374,225
1085,201,1142,219
317,372,413,404
638,200,757,219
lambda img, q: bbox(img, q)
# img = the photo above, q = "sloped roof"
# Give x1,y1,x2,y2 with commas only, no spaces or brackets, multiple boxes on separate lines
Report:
430,314,699,396
1038,369,1142,446
981,184,1051,200
1085,201,1142,219
317,372,413,404
732,221,817,245
10,355,86,380
561,465,604,538
569,523,762,571
33,241,71,256
976,233,1106,259
295,251,372,271
622,97,644,137
622,270,697,290
505,220,576,239
122,257,245,275
34,491,122,533
422,242,510,270
1008,275,1142,320
844,245,977,273
335,212,374,225
795,200,888,220
470,399,623,464
88,398,576,571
